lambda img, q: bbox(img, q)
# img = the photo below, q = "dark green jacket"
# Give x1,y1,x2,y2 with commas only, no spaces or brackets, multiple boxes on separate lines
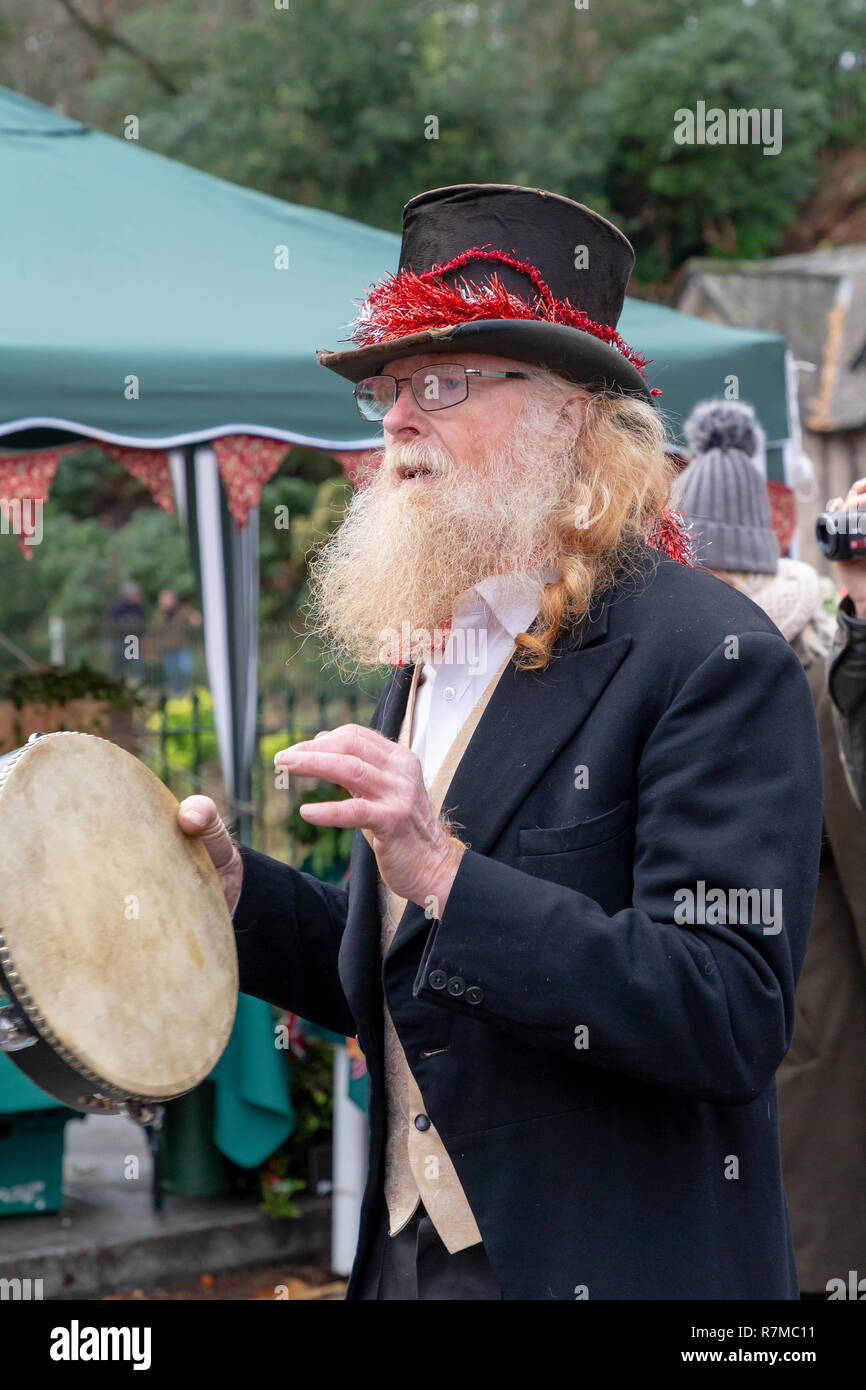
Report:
828,595,866,813
777,595,866,1290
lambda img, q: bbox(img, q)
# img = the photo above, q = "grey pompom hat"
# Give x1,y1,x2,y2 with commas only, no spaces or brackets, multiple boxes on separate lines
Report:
673,400,779,574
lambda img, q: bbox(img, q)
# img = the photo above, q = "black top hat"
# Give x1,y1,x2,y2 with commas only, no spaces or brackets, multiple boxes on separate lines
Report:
316,183,660,404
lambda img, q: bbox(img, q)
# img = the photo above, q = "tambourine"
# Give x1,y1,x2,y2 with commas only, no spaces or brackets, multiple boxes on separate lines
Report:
0,731,237,1118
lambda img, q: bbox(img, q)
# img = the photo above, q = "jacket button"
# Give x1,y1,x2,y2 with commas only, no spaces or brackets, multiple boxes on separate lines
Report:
414,1113,431,1131
428,970,448,990
446,975,466,997
465,986,484,1005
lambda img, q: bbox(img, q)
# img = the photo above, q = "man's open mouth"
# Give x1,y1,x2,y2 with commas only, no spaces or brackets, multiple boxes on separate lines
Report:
397,464,435,481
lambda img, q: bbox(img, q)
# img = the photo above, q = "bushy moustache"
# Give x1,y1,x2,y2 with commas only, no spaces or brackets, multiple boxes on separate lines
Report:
382,438,455,484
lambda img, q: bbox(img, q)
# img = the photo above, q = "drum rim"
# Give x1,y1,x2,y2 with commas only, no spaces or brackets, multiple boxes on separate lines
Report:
0,946,134,1101
0,730,238,1102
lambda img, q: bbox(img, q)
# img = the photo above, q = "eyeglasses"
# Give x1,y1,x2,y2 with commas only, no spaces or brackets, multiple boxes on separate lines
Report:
353,362,529,421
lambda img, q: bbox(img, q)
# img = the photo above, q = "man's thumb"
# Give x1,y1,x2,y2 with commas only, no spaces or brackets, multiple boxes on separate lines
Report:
178,796,237,871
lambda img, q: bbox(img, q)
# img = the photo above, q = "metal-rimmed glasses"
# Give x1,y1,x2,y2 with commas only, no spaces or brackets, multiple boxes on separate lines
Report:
353,362,529,421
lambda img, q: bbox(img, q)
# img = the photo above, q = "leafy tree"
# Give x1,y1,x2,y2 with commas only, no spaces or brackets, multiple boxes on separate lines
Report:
581,6,828,279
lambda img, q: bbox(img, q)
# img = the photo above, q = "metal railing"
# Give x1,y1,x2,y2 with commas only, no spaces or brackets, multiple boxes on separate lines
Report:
128,627,388,868
2,622,389,871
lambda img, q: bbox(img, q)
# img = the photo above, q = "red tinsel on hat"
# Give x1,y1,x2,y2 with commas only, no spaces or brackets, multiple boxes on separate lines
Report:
347,245,663,398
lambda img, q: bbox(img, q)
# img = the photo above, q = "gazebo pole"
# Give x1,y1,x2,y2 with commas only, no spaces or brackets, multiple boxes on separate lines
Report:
175,444,258,847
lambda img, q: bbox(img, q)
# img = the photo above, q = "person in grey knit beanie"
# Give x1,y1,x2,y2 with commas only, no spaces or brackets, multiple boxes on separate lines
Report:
673,398,836,643
672,399,779,575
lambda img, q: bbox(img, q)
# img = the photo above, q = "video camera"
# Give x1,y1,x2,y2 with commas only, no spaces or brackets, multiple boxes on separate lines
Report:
815,510,866,562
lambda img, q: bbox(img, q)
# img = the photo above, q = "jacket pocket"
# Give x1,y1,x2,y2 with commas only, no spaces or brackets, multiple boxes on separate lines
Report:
518,799,633,857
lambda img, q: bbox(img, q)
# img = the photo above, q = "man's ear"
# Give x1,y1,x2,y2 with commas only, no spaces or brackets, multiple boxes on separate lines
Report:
556,392,589,433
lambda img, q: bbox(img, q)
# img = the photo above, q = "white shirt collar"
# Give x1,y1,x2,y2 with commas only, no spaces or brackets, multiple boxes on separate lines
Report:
420,563,559,682
473,564,559,640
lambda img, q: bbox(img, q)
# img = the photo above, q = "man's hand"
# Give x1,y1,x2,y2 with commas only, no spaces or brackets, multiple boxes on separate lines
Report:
177,795,244,915
827,479,866,619
275,725,465,915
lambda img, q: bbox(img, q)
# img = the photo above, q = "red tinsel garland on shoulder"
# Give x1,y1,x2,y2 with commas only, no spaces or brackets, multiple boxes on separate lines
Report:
647,508,695,567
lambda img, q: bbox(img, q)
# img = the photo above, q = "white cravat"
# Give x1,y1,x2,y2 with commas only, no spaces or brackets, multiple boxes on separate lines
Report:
411,565,559,788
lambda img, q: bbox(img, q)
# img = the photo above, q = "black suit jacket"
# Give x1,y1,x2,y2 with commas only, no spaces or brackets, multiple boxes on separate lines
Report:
231,545,824,1299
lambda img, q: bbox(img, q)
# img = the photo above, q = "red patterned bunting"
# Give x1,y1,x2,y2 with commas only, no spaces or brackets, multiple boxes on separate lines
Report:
0,443,83,558
211,435,292,527
767,479,796,557
98,442,175,515
0,437,295,553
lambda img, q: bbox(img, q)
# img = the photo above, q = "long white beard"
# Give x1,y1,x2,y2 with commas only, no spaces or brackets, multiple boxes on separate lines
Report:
304,395,579,676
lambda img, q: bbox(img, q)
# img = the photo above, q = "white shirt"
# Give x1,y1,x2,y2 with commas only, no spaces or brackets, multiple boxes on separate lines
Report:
410,565,559,788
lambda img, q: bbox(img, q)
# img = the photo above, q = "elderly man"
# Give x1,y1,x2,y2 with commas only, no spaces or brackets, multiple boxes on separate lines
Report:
178,184,823,1300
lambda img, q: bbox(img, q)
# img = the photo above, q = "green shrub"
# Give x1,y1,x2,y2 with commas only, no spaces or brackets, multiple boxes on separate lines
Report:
142,686,219,769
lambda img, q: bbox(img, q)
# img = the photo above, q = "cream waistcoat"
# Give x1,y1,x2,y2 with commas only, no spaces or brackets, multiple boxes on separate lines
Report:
380,646,515,1253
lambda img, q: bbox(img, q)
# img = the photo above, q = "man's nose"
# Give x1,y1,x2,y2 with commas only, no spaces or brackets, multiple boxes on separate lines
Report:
382,379,426,435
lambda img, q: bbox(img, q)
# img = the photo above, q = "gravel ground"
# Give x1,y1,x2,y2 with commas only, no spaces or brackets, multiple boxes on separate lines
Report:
100,1259,348,1301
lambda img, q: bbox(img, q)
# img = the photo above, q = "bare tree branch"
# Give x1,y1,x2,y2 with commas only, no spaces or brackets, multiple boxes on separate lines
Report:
54,0,180,96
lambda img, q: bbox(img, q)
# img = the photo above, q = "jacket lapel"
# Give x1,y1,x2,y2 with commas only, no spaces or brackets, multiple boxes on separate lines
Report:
337,663,414,1039
338,585,633,1033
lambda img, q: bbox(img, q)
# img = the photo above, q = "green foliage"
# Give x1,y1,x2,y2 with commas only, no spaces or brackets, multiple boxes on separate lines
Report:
581,7,828,280
258,465,320,622
103,505,196,608
257,1154,307,1220
259,727,303,765
819,573,842,616
0,662,144,711
48,446,151,522
258,1034,335,1219
293,475,354,556
29,0,861,285
142,686,219,769
285,1036,336,1150
287,782,354,877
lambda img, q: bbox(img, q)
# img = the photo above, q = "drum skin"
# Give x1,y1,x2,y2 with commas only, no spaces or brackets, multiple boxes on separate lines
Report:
0,732,238,1111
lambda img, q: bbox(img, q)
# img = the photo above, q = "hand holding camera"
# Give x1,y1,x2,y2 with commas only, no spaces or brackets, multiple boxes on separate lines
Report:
816,479,866,619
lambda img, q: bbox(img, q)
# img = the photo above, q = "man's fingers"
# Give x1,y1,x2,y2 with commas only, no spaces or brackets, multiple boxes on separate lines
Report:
300,796,386,834
276,724,396,771
178,796,237,872
275,749,389,799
